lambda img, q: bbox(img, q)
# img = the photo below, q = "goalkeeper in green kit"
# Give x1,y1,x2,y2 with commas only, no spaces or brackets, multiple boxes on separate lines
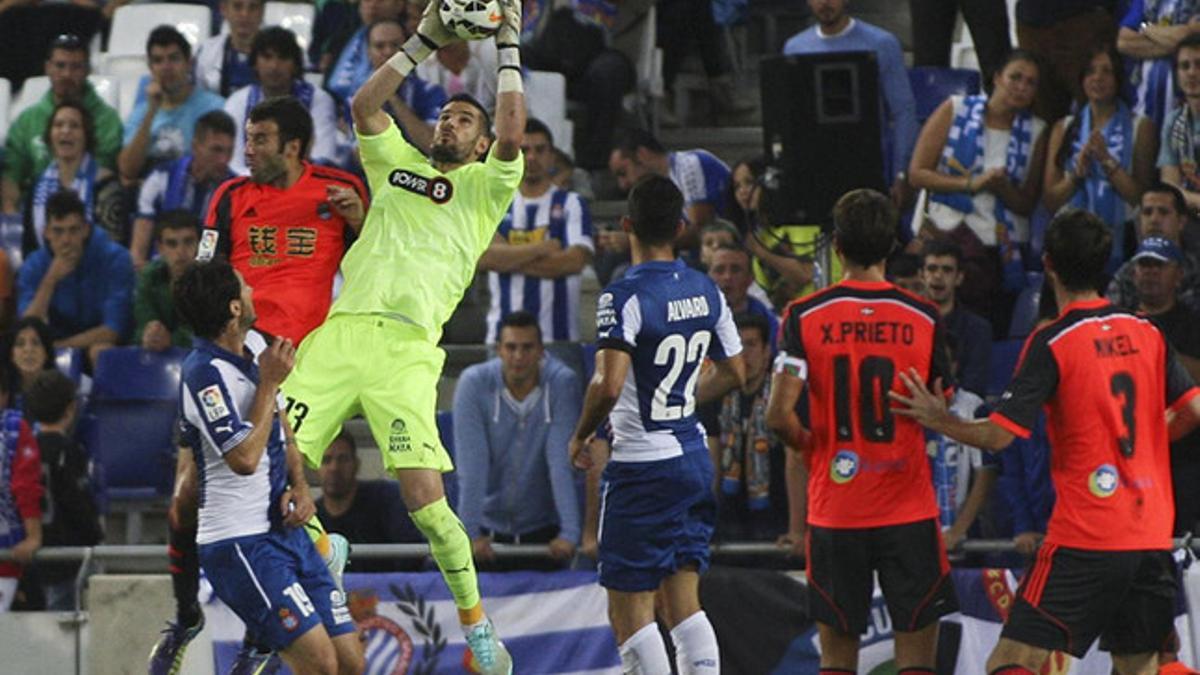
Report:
279,0,524,672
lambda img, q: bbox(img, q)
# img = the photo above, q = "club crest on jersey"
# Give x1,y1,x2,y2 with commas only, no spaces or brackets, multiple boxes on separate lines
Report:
1089,464,1119,498
389,417,411,453
317,202,332,220
830,450,859,484
388,169,453,204
279,607,299,631
199,385,230,422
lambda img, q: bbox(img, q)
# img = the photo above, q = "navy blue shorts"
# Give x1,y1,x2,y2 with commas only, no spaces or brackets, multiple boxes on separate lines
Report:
598,450,717,592
200,527,355,651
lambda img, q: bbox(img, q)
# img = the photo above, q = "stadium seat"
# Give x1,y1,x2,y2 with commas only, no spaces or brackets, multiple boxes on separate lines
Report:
988,338,1024,401
613,4,664,131
265,2,315,54
108,3,211,57
9,77,50,122
86,347,186,542
99,54,149,78
435,410,459,508
1008,271,1044,339
908,67,981,124
117,74,146,121
525,70,573,159
88,75,119,110
54,347,85,384
0,78,10,144
9,75,119,121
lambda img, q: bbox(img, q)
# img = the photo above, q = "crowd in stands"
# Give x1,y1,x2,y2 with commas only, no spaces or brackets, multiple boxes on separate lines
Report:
8,0,1200,610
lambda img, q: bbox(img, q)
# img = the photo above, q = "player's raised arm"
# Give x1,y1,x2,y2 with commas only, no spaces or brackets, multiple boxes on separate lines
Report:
350,1,454,136
491,0,525,161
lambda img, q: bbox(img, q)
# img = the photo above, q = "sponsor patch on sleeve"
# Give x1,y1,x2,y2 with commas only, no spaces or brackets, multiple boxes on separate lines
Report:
773,352,807,380
197,229,219,262
199,384,231,422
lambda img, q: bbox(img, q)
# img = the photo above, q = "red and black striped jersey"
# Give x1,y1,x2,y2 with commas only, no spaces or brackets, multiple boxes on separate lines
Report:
203,163,367,344
779,279,953,528
991,298,1200,551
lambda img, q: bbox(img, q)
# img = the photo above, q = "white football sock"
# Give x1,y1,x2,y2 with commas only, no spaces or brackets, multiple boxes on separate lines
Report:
619,622,672,675
670,611,720,674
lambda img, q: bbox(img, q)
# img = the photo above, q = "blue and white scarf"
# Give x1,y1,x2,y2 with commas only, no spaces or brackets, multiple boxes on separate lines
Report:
931,94,1034,238
1068,102,1135,265
0,410,28,550
325,26,369,105
931,94,1033,291
31,154,97,245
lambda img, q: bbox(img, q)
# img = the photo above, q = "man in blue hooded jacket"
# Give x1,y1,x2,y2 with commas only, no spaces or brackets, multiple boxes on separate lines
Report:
453,310,582,568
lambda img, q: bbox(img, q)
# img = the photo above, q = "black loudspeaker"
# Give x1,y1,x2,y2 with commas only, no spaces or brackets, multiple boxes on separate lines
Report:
760,52,886,227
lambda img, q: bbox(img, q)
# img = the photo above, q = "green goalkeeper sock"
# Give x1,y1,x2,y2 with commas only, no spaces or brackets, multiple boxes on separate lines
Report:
410,497,481,613
303,515,331,560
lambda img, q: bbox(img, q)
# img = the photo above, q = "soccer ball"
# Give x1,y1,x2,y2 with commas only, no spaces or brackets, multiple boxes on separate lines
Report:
438,0,503,40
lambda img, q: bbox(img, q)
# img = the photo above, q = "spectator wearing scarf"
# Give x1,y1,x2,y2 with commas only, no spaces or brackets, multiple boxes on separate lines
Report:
1044,45,1156,274
910,51,1048,335
1160,33,1200,213
224,27,341,175
193,0,265,97
698,312,793,544
130,110,236,270
27,102,110,258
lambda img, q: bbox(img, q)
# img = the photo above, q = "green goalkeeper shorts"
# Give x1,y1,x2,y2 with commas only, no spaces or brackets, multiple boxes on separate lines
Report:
281,314,454,473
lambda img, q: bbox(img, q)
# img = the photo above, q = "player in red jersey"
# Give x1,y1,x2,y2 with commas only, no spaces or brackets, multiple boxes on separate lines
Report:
200,96,366,345
150,96,366,673
892,208,1200,675
766,189,957,675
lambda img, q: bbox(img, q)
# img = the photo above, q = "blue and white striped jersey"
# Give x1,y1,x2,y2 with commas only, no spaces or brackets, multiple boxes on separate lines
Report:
180,330,287,545
486,187,594,343
596,259,742,462
668,149,731,218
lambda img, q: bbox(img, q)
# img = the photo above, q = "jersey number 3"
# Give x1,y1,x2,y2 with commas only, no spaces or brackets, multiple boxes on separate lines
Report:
1111,372,1136,458
651,332,711,421
833,355,896,443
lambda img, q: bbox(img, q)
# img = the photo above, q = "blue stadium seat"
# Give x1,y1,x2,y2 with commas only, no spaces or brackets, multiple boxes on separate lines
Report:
988,338,1025,401
86,347,187,503
1008,272,1045,339
54,347,84,384
908,67,981,124
435,410,459,508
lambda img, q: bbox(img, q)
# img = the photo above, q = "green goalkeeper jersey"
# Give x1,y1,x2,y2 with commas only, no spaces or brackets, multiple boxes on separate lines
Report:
330,123,523,342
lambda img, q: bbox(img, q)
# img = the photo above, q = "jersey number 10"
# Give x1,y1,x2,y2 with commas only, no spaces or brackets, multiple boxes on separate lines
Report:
833,354,896,443
651,332,712,422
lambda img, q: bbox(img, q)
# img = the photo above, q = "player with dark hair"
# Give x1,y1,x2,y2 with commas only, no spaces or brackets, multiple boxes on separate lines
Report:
171,260,363,675
151,94,364,675
201,96,366,345
892,208,1200,674
569,174,746,675
279,0,526,671
766,188,958,674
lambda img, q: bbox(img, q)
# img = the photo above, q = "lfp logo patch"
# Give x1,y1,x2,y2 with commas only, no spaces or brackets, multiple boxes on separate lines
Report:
831,450,859,484
1089,464,1119,498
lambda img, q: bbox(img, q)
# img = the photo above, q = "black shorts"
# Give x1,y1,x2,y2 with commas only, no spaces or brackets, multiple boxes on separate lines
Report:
1002,545,1177,658
806,518,958,635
